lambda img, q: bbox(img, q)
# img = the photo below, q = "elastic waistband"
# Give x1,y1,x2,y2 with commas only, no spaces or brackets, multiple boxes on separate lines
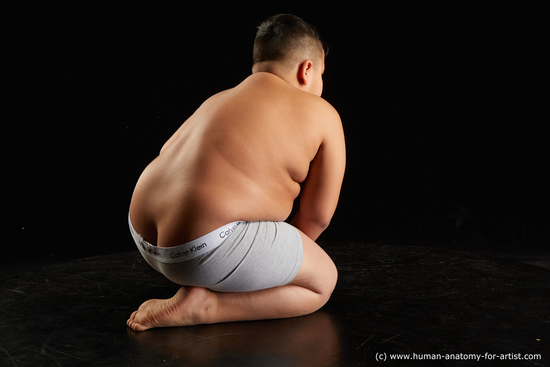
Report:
129,213,242,263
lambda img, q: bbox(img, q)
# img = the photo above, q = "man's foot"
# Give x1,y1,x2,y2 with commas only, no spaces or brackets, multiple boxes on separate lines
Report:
127,286,215,331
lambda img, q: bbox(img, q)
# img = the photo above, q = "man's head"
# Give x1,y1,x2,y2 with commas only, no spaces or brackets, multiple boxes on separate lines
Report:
252,14,328,96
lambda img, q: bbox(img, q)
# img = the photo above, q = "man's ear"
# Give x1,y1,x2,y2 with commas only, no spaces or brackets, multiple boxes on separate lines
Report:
297,60,314,86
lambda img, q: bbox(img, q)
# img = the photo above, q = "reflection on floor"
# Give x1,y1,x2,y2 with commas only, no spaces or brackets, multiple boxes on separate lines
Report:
1,243,548,366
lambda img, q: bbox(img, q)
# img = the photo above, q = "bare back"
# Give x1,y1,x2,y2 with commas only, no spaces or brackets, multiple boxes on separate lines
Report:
130,72,345,247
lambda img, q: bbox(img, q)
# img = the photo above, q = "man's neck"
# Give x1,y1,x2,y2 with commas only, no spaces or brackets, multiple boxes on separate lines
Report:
252,63,299,90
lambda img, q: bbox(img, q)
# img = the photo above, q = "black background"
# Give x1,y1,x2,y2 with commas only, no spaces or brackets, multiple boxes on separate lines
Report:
4,2,548,265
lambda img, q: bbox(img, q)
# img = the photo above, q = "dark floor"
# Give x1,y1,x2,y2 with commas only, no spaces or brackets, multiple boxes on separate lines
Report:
1,242,548,366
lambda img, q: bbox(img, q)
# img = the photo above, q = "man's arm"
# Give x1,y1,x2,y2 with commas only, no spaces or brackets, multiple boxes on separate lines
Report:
291,106,346,241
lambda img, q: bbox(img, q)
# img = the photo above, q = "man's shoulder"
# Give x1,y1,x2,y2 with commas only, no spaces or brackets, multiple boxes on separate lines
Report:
304,95,341,126
316,96,339,115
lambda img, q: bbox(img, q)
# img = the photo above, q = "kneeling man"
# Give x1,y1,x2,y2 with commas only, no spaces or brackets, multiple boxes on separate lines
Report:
127,14,345,331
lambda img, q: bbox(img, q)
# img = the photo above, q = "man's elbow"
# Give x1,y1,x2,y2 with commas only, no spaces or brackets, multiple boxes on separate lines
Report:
291,212,331,240
306,216,331,235
314,218,331,232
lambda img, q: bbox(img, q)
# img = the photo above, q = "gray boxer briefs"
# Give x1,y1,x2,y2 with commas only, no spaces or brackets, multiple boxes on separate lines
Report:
129,217,303,292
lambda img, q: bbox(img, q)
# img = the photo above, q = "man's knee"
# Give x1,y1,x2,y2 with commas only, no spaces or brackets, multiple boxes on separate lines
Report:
293,230,338,296
311,260,337,312
322,259,338,298
309,256,337,303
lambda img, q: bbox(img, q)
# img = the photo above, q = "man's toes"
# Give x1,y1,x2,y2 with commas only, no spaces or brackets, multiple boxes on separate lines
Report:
132,321,149,331
127,319,144,331
127,311,141,330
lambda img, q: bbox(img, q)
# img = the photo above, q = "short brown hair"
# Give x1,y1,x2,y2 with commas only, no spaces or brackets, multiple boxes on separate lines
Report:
253,14,328,67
